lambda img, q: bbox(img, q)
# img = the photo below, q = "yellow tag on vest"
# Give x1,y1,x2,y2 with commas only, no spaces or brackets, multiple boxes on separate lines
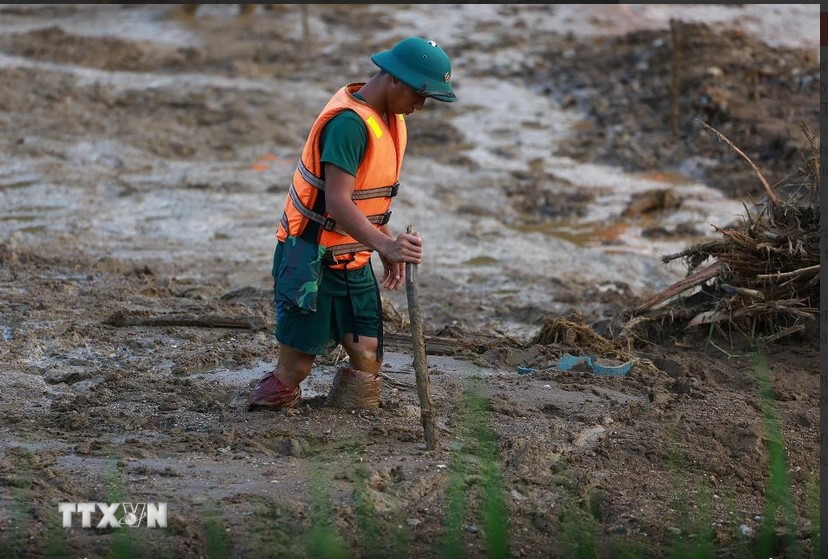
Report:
365,116,383,139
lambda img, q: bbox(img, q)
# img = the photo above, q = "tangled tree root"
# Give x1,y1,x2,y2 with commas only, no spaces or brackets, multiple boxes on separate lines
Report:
615,123,819,350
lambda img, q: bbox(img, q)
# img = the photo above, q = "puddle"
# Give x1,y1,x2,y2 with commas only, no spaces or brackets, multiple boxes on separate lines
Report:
633,170,695,185
2,437,74,453
0,206,60,229
0,176,41,190
0,214,37,222
15,225,45,234
0,51,314,97
462,255,500,266
506,219,630,248
0,4,202,47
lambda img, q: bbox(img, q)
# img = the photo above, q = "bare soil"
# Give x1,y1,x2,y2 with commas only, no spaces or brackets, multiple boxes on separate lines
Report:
0,4,819,559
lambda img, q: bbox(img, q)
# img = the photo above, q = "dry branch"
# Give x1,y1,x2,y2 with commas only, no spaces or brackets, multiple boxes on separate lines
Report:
103,312,266,330
634,262,722,313
698,120,779,205
756,265,819,280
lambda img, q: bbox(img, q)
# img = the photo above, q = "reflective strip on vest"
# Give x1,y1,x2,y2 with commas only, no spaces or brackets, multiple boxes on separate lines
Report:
297,160,325,190
277,211,369,262
352,183,399,200
328,242,370,258
296,160,399,200
285,184,391,236
365,115,383,139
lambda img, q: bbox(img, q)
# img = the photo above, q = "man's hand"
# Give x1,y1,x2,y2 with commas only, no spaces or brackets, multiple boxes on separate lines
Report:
324,164,424,284
379,254,406,290
378,230,421,290
380,230,422,266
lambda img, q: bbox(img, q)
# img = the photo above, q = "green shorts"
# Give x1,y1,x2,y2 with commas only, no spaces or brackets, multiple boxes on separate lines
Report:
272,243,381,356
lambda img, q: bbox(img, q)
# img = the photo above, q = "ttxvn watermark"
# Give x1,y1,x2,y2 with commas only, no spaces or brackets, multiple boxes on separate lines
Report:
58,502,167,528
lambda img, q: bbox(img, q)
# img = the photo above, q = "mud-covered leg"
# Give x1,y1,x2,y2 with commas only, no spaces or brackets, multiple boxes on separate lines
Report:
327,335,382,409
341,334,381,375
249,344,313,410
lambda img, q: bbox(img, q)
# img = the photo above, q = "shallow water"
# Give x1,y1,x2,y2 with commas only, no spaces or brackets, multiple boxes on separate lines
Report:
193,351,507,399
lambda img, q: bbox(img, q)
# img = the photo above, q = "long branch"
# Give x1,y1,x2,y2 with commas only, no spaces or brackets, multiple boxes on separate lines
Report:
698,120,779,205
756,264,819,280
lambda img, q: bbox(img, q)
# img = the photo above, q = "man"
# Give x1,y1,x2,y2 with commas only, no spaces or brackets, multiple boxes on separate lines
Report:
249,37,456,411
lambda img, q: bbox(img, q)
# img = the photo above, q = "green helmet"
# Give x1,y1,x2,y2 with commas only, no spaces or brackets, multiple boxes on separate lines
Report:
371,37,456,102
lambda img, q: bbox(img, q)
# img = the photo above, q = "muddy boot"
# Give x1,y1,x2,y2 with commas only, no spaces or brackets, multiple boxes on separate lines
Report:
326,367,382,409
248,371,301,411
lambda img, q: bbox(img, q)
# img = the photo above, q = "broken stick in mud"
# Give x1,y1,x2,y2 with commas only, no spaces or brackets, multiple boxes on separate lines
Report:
405,224,439,451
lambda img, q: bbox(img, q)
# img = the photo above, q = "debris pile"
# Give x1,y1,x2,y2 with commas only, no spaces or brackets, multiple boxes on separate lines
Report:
617,125,819,348
534,311,627,357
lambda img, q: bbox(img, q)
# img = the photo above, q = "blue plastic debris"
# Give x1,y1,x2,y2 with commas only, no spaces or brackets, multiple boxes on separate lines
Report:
516,354,634,377
557,354,591,371
559,353,633,376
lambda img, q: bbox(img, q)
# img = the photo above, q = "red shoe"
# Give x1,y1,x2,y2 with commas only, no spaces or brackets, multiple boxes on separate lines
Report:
249,371,301,410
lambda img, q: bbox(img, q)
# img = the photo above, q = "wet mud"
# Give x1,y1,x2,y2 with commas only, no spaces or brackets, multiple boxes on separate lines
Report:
0,4,819,559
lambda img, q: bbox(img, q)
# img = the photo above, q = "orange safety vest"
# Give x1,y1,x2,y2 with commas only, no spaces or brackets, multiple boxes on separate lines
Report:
276,83,407,271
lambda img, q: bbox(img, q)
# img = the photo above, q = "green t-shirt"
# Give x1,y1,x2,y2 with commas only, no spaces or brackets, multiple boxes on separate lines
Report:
320,110,366,177
296,92,376,296
319,92,369,177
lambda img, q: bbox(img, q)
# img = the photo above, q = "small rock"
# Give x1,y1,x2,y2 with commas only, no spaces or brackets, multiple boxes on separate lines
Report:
402,404,420,418
705,66,724,79
288,438,303,457
159,400,180,411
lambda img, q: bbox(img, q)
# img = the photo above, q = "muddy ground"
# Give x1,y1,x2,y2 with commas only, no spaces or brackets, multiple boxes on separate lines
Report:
0,4,820,559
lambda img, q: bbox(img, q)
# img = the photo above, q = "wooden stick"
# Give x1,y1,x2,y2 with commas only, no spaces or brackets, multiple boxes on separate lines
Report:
669,19,682,142
405,224,439,450
762,324,806,344
634,262,721,313
756,264,819,280
103,312,266,330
